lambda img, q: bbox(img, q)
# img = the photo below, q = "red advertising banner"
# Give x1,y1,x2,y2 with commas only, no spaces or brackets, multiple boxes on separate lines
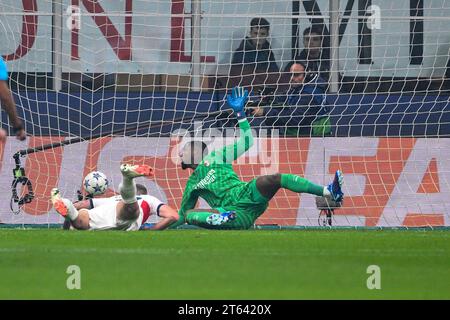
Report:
0,136,448,227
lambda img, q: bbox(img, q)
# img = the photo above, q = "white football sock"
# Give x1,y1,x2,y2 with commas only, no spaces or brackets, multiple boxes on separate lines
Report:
63,199,79,221
323,186,331,197
119,176,137,204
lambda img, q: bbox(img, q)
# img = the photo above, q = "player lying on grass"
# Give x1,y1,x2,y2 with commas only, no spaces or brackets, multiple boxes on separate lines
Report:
51,164,179,231
171,86,344,230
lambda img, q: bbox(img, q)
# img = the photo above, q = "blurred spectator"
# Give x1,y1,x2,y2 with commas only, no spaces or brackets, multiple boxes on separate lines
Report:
285,26,330,83
231,17,279,75
250,62,330,136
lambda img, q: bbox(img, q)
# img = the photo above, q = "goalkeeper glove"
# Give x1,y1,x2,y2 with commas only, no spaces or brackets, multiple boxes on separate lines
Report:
227,86,248,120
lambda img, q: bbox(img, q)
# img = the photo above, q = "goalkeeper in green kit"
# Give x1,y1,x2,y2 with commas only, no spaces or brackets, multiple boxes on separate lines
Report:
171,86,344,230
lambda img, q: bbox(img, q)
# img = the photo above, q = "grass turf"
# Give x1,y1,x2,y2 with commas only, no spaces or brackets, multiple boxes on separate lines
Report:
0,229,449,299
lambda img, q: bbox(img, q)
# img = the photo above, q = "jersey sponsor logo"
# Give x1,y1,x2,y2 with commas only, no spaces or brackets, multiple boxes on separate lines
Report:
194,169,216,190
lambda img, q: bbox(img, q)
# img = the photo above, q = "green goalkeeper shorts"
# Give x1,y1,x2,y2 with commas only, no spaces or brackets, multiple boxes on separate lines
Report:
215,179,269,230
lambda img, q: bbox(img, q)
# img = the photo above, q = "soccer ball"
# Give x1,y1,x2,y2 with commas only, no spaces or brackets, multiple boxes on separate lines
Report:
83,171,109,196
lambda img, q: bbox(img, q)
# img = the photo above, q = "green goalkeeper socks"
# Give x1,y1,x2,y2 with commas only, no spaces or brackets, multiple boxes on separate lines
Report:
186,210,233,227
187,211,220,226
280,174,324,196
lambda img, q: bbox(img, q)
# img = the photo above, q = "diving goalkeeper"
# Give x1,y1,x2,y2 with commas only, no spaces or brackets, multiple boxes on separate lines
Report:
171,86,344,230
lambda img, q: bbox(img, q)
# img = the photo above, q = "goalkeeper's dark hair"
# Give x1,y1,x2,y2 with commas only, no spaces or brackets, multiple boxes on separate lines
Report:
180,141,208,170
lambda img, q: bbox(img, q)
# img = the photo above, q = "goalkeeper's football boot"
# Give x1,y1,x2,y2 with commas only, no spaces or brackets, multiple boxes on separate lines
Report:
51,188,68,217
120,164,154,179
327,170,344,202
206,211,236,226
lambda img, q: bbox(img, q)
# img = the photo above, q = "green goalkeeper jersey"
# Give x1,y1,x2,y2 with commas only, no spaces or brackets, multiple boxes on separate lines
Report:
171,118,254,227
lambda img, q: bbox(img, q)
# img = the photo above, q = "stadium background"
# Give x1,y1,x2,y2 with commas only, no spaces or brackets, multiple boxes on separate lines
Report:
0,0,449,227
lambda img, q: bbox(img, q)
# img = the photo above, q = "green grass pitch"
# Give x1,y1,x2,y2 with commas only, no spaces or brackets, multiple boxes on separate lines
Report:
0,229,449,299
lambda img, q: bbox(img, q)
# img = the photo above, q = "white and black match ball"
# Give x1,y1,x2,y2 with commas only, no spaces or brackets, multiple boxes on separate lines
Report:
83,171,109,196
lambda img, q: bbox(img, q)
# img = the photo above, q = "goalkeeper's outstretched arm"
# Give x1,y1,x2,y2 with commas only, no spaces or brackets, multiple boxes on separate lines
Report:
205,86,254,164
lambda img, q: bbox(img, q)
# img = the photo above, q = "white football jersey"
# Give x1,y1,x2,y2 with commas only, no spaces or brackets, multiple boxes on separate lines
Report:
91,194,164,224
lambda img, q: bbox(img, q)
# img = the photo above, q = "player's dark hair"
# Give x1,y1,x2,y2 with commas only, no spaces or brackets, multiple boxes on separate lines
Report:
136,183,147,195
181,141,209,170
250,17,270,31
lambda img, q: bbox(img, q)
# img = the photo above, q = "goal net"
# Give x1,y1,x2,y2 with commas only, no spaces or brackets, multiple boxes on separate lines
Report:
0,0,449,228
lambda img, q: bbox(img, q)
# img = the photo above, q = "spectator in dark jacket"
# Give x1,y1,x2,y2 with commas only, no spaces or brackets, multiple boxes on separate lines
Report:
231,17,279,75
261,62,329,136
285,26,330,83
